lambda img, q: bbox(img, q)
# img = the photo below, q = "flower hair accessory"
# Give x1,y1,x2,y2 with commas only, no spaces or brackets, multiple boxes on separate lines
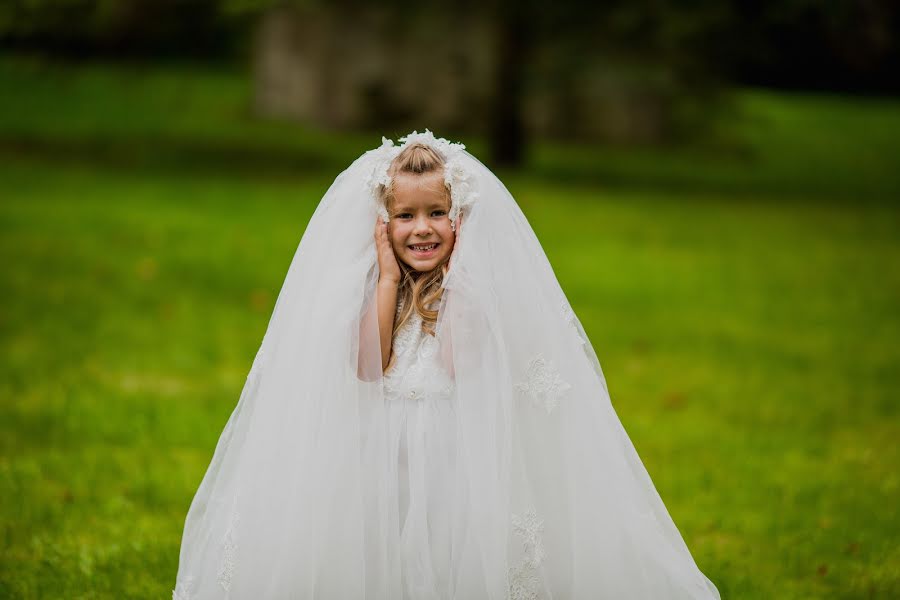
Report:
364,129,479,228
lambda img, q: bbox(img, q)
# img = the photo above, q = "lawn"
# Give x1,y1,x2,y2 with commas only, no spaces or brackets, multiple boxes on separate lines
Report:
0,55,898,599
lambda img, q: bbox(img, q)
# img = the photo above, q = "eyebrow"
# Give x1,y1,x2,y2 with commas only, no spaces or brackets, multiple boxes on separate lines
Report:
391,203,449,212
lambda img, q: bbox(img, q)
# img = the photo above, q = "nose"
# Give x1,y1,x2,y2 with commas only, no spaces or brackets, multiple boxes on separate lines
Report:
413,215,432,236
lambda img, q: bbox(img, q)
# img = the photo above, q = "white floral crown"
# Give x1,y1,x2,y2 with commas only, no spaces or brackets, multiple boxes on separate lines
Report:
364,129,479,229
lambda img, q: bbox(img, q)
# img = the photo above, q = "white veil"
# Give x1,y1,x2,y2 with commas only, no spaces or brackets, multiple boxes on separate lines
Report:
172,131,721,599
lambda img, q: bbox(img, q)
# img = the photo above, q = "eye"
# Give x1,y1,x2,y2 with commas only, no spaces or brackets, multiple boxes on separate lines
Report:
431,210,447,217
394,213,412,219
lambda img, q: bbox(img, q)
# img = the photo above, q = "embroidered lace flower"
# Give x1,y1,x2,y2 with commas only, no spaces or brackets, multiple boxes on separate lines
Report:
365,136,400,223
508,561,541,600
392,311,422,358
417,332,439,359
508,509,547,600
511,510,547,566
217,510,239,592
383,301,455,403
515,355,572,414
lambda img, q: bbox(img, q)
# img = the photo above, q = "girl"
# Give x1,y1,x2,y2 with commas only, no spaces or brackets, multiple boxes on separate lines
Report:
173,130,721,599
368,142,462,598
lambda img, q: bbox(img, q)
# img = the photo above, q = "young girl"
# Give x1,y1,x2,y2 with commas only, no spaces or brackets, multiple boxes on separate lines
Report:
173,130,721,599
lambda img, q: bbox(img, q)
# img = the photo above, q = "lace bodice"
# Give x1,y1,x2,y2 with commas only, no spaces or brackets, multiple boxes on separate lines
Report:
383,302,455,402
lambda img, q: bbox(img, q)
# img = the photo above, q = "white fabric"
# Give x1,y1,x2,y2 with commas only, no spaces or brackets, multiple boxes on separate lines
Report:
385,302,458,599
172,132,722,599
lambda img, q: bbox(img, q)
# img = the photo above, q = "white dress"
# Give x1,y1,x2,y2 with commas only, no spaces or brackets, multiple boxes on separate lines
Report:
172,133,720,599
383,304,458,600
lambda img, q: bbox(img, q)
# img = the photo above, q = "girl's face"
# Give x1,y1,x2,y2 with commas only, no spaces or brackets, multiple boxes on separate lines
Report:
388,172,455,272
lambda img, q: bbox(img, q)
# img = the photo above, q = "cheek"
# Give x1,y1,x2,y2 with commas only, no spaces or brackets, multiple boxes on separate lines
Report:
440,229,456,256
442,223,455,243
388,224,407,251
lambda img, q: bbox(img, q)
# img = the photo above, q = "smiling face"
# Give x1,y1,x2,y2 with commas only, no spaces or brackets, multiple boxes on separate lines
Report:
387,172,455,272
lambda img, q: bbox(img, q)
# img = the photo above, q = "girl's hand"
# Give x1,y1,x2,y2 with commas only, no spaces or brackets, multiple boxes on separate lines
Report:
374,217,401,285
442,213,463,278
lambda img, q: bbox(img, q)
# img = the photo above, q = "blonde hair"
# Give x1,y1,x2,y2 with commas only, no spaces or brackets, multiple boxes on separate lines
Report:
378,143,451,372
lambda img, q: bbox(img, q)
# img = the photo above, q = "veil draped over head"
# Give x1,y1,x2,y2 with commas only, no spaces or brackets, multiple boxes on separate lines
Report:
173,131,721,599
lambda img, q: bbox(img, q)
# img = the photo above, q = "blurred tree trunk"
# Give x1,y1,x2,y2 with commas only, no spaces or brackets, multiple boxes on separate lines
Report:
488,8,531,167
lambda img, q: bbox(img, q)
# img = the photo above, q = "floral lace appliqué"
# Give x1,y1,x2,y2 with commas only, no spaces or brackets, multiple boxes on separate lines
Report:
392,312,422,358
511,510,547,565
515,355,571,414
217,509,239,592
509,561,541,600
508,509,546,600
365,136,399,223
417,331,439,359
384,302,455,403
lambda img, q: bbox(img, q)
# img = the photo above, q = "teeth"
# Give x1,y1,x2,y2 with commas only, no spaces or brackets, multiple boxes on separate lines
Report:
411,244,437,251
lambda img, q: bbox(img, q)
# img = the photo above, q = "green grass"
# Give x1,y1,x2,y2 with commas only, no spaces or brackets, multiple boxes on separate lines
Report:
1,54,898,599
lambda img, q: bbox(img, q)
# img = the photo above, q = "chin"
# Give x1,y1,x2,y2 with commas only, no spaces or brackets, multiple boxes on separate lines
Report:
405,260,439,272
402,253,448,273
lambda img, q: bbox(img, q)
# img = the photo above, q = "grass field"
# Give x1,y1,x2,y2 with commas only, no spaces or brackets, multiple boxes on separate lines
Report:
1,55,898,598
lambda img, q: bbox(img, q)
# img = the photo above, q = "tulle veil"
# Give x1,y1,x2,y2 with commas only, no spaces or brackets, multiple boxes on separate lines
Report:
172,131,721,599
